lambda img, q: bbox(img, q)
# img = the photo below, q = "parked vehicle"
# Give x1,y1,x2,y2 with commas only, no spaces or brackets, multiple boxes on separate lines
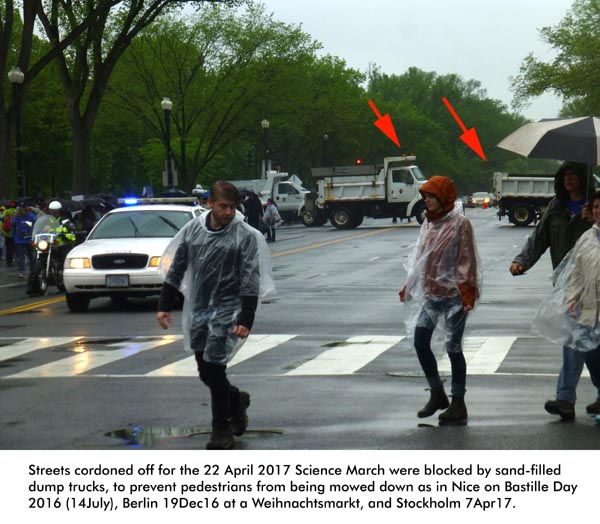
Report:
303,156,427,229
492,172,555,226
63,203,204,312
229,172,310,222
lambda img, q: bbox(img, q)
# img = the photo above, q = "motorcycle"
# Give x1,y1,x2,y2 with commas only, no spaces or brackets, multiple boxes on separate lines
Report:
29,215,72,295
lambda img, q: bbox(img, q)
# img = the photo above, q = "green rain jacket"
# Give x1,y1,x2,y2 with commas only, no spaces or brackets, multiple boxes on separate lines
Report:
513,197,591,271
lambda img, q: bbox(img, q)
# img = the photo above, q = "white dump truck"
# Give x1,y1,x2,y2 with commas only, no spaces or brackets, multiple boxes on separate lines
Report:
303,156,427,228
492,172,555,226
229,172,310,222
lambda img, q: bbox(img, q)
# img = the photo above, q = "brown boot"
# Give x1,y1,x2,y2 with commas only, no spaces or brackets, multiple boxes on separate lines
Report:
417,386,449,418
544,399,575,420
206,424,234,450
585,398,600,415
438,396,468,425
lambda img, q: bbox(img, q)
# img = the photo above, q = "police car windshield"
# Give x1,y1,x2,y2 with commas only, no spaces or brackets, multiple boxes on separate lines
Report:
89,210,193,239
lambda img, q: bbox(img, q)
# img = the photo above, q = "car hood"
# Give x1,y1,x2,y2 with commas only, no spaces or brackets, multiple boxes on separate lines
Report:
67,237,172,258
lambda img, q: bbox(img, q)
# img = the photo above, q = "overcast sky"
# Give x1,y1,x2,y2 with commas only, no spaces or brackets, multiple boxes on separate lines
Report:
258,0,573,122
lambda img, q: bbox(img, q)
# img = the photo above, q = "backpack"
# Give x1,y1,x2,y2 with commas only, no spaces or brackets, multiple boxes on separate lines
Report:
2,214,12,232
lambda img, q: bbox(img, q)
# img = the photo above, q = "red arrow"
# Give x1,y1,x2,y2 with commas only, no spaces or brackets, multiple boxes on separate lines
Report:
368,100,400,148
442,97,487,161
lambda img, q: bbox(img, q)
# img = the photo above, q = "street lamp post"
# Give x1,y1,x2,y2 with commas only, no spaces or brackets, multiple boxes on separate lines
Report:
161,97,174,189
8,66,25,198
261,118,270,179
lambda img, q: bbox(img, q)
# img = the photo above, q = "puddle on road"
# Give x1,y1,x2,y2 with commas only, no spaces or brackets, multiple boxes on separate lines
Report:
106,426,283,448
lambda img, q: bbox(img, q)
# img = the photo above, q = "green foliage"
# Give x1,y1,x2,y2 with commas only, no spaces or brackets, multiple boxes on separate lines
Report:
512,0,600,116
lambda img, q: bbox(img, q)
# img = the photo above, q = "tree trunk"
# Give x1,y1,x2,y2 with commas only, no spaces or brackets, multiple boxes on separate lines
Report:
70,117,91,195
0,116,14,199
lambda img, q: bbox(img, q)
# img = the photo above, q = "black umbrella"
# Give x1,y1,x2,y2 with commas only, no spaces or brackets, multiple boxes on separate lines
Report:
497,116,600,197
497,117,600,165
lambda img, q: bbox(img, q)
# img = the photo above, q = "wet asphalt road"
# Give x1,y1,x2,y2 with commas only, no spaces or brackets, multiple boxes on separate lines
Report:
0,207,599,449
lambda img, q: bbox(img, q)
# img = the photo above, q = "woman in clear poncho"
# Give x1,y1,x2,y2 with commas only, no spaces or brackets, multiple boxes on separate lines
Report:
400,176,482,424
533,191,600,417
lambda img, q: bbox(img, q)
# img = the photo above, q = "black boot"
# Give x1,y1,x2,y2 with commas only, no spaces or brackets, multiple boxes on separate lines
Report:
438,396,468,425
232,391,250,436
417,386,449,418
206,424,234,450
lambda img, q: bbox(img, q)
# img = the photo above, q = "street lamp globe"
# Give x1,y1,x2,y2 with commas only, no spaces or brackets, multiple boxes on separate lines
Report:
161,97,173,112
7,66,24,84
261,118,270,129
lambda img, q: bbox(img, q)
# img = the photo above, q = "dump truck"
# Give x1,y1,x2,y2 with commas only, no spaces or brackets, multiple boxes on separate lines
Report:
303,156,427,228
229,171,310,222
492,172,555,226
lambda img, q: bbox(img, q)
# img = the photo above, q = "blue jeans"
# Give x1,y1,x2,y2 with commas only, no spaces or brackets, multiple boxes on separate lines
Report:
556,346,600,403
414,297,468,397
14,242,34,274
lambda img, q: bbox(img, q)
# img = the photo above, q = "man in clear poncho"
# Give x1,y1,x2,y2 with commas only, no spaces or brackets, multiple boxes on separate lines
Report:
400,176,482,424
156,181,274,450
533,190,600,420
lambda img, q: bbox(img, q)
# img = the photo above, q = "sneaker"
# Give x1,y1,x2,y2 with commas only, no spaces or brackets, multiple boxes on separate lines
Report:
585,399,600,415
544,399,575,420
18,272,26,279
232,391,251,436
206,425,234,450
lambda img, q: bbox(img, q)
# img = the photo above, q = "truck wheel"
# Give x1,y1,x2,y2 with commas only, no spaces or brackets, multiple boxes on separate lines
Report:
510,206,534,226
351,213,364,228
302,210,319,227
66,293,90,313
414,203,427,225
330,206,354,229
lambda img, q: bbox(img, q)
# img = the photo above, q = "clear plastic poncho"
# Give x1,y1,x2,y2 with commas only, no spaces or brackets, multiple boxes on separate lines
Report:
533,225,600,352
160,210,275,364
401,208,482,340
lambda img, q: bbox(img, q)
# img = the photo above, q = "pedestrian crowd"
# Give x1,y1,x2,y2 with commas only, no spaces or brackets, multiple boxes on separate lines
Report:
1,198,105,287
155,165,600,450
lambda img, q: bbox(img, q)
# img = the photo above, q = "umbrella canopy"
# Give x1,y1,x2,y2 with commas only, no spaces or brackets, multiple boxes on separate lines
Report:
497,116,600,166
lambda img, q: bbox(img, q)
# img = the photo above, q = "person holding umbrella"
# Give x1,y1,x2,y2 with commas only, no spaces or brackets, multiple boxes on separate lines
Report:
509,161,597,419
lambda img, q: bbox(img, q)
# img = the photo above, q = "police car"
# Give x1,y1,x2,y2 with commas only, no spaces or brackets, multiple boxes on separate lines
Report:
63,198,205,312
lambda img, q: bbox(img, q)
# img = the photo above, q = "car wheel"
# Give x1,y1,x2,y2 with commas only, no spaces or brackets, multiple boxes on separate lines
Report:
66,293,90,313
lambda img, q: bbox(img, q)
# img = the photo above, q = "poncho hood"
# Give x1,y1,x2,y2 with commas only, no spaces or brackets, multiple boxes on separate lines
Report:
419,176,457,220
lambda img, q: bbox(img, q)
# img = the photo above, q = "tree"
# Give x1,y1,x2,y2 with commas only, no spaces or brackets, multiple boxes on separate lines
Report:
0,0,132,197
104,2,323,192
511,0,600,117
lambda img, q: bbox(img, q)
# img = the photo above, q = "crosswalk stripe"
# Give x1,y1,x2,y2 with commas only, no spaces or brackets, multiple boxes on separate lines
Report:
285,335,405,376
5,336,181,378
437,336,516,375
0,337,84,361
145,334,297,377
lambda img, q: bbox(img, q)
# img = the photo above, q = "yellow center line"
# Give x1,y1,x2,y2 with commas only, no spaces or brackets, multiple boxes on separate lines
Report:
0,226,402,315
0,296,65,316
271,226,402,257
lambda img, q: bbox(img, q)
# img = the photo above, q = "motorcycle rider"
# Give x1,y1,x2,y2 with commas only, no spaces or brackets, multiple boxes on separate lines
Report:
28,201,75,295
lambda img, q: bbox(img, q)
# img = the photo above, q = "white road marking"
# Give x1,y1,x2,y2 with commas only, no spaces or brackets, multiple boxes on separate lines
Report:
5,336,180,378
145,334,297,377
0,337,84,361
285,335,404,376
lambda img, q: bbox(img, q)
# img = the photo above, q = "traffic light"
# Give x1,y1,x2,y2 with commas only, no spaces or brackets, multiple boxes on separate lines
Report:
355,158,363,166
246,151,253,167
